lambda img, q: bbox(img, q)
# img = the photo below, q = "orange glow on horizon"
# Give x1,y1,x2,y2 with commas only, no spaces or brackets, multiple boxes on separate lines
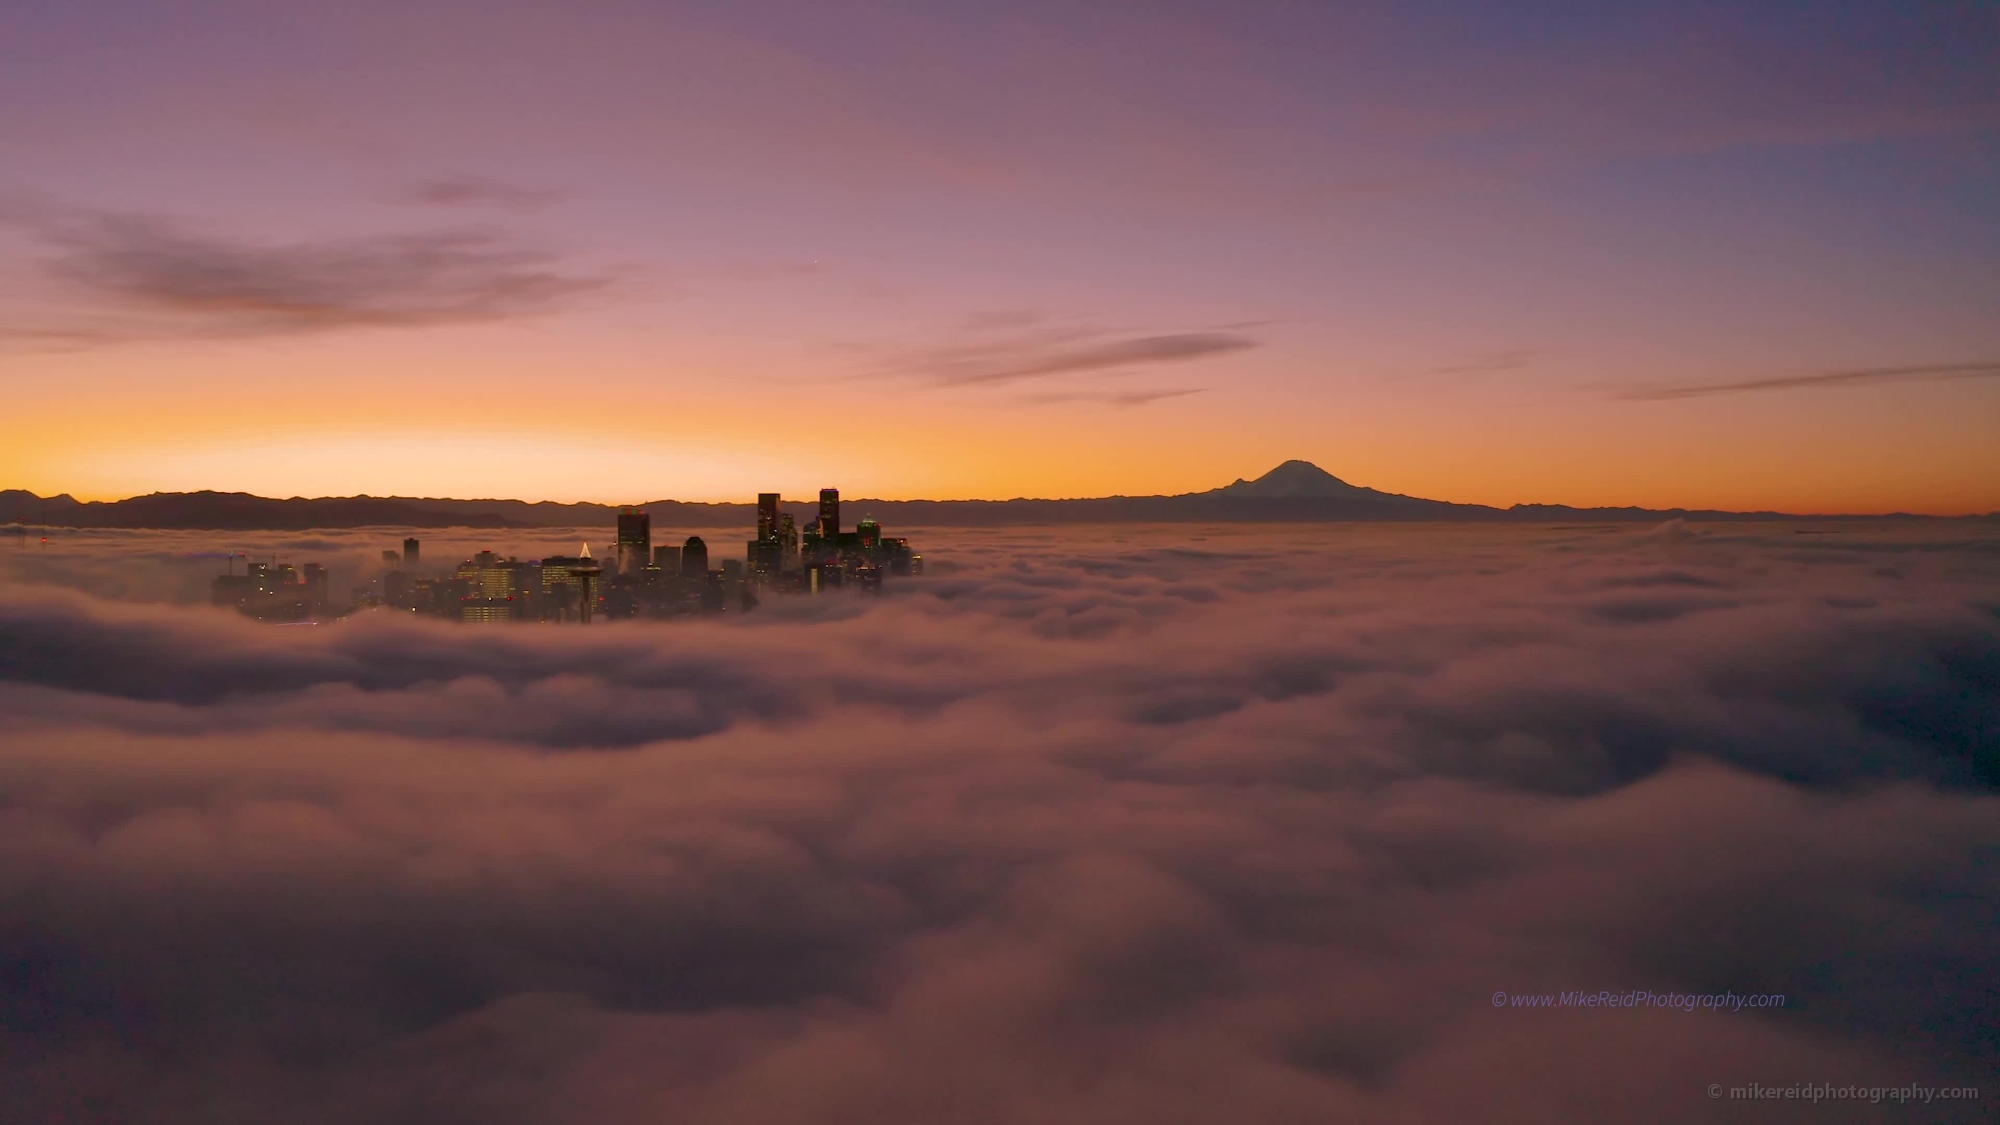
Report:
5,292,1996,517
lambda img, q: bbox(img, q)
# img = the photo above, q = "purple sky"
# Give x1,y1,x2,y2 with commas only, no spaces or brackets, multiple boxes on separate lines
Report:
3,0,1997,510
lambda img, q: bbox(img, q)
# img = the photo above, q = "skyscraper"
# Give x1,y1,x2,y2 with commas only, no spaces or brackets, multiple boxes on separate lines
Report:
460,551,514,597
616,509,651,576
857,517,880,550
681,536,708,578
403,538,421,566
818,489,840,538
757,493,780,543
777,512,797,568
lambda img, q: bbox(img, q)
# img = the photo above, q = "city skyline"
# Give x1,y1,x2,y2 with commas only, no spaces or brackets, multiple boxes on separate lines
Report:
205,487,926,623
4,3,1997,514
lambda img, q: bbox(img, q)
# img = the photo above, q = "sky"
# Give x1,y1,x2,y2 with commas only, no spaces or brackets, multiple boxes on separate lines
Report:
1,0,1997,512
2,520,1996,1119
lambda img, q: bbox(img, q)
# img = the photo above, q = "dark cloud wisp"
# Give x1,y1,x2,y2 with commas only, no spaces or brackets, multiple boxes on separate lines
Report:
1429,349,1536,376
402,173,568,210
1620,360,2000,401
1021,387,1209,408
882,328,1259,388
10,211,611,344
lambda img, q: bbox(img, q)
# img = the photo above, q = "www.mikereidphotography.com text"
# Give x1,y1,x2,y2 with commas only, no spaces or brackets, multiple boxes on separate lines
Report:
1496,990,1785,1012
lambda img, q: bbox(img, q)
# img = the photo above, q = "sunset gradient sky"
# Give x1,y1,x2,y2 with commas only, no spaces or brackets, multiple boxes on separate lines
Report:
3,0,1997,512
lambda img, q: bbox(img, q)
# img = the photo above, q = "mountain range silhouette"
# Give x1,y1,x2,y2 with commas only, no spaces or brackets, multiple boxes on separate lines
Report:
1,462,1976,529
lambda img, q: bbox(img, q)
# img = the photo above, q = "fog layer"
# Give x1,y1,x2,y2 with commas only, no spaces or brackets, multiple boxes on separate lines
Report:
2,521,1994,1122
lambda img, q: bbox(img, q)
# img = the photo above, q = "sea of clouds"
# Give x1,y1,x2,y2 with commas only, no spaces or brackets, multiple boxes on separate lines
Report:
1,520,1995,1122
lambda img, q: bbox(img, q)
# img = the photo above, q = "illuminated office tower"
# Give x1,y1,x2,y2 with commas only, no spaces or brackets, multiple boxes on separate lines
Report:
539,572,579,621
461,598,511,624
857,517,880,551
818,489,840,538
680,536,708,578
616,509,650,575
501,559,536,597
459,551,514,598
777,512,798,569
757,493,780,542
403,538,421,566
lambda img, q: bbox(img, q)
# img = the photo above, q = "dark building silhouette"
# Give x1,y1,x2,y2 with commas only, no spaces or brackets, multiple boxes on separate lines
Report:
616,509,651,576
681,536,709,578
211,573,252,607
749,492,788,579
857,517,880,550
818,489,840,538
302,563,328,610
757,493,780,542
403,537,421,566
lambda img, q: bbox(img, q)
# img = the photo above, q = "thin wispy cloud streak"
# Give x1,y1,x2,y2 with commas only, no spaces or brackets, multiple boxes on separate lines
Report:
1430,350,1536,376
872,328,1259,389
1021,387,1209,408
0,522,1994,1122
938,331,1256,386
1621,361,2000,401
402,173,568,210
4,211,611,346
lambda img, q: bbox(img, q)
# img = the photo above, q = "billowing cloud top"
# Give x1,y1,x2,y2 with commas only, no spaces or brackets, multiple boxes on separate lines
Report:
1,520,1995,1121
